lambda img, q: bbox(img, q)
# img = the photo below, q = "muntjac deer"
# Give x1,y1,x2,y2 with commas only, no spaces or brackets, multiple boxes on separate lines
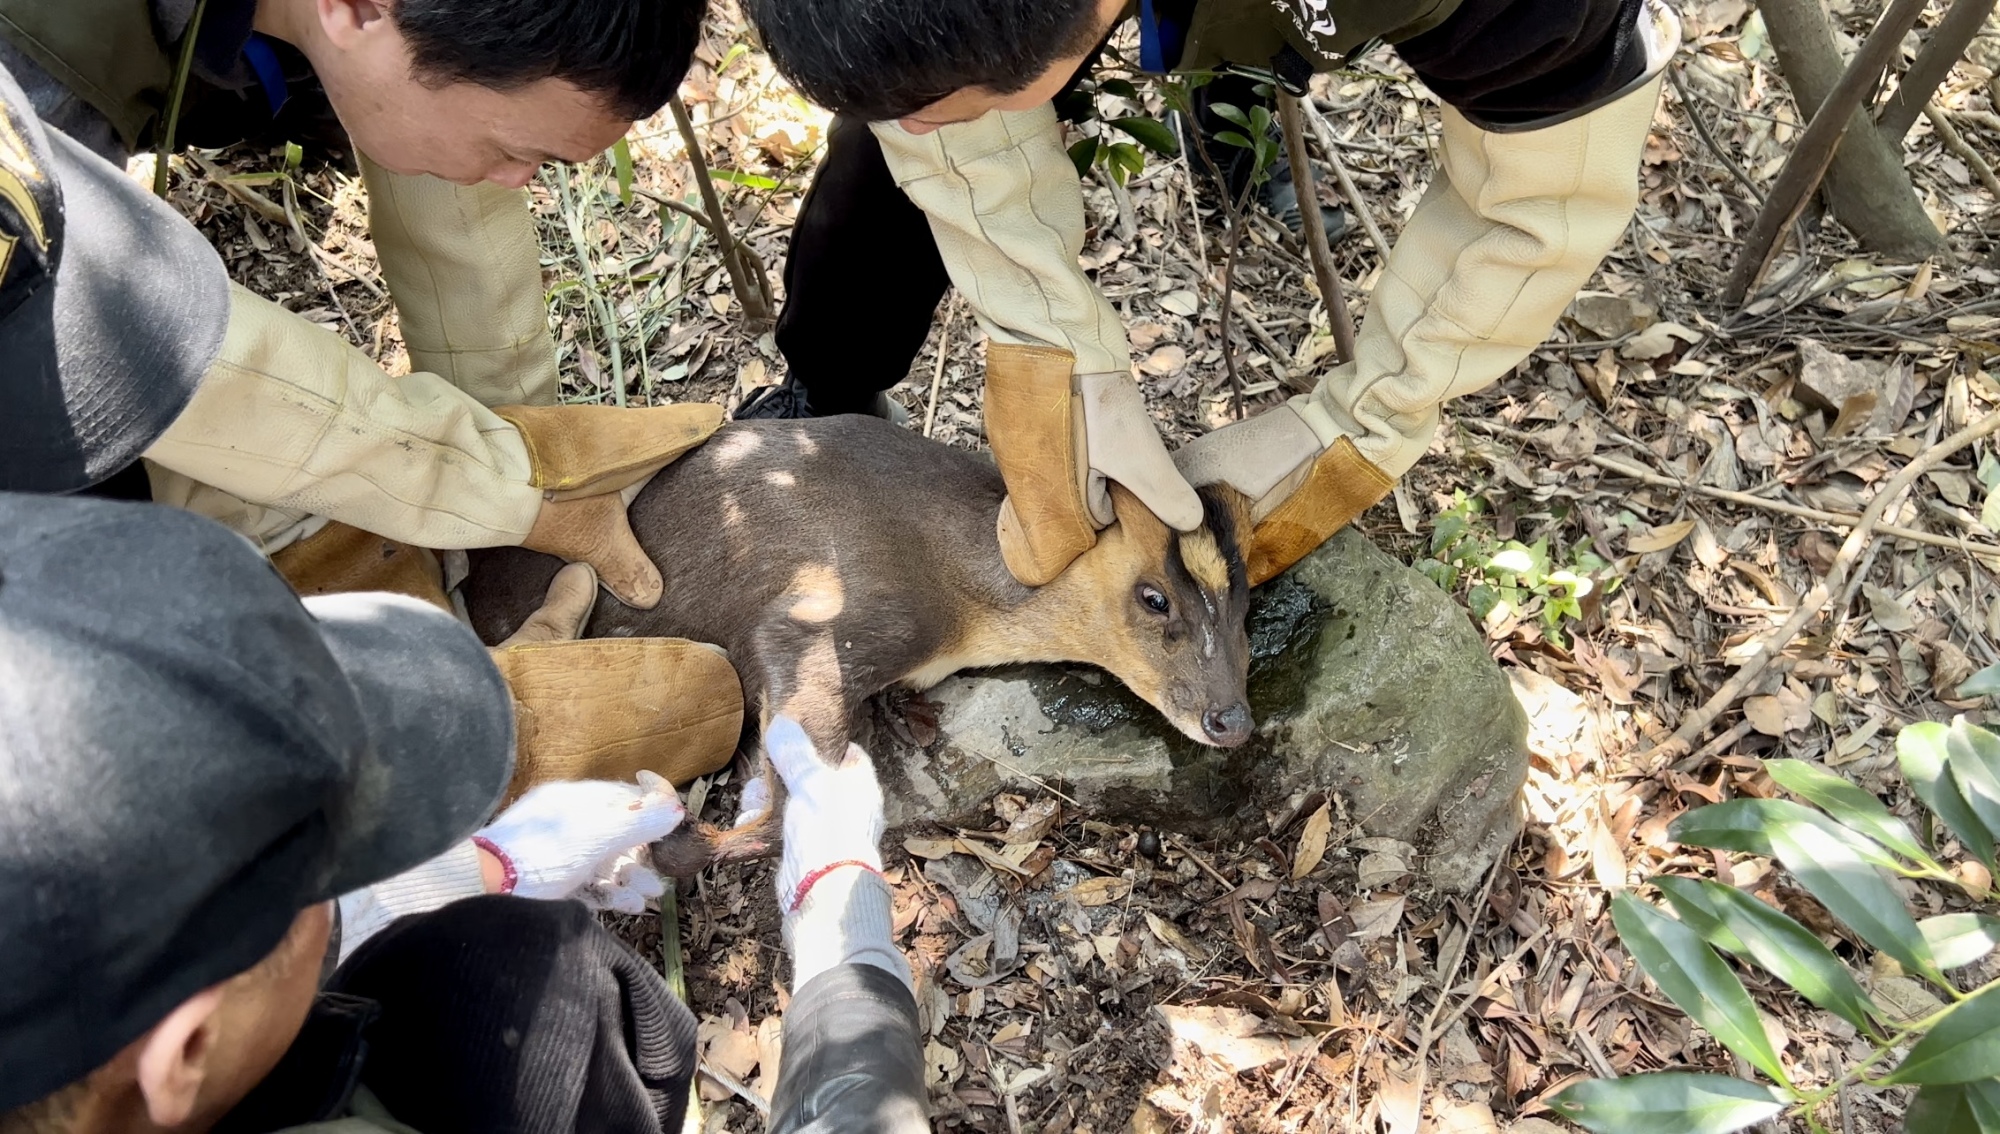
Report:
462,415,1252,872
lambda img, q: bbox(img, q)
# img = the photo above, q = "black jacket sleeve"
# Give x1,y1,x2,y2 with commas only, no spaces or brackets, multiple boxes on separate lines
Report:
767,964,929,1134
1393,0,1651,129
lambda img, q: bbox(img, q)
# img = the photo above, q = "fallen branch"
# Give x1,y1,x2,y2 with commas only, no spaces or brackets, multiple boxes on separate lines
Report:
1925,104,2000,201
1723,0,1935,306
1464,419,2000,560
1298,97,1393,262
1651,409,2000,764
924,295,959,438
1277,92,1356,365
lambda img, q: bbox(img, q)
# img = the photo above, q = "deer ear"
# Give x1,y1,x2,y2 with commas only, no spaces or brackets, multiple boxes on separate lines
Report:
1105,482,1167,539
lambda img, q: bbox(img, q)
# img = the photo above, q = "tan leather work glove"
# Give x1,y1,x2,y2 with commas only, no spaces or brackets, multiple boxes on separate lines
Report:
489,564,745,804
1177,1,1675,584
145,285,723,608
872,107,1201,585
360,152,560,408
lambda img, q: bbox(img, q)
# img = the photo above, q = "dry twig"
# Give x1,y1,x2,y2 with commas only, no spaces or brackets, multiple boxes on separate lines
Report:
1653,409,2000,762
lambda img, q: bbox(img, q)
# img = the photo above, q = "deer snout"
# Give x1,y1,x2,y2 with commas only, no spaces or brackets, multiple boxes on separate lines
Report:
1201,701,1253,747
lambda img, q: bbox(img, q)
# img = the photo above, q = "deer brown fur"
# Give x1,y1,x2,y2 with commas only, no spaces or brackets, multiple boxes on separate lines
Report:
462,416,1253,873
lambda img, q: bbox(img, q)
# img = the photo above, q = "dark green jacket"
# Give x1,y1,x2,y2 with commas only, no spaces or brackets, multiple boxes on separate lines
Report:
0,0,268,153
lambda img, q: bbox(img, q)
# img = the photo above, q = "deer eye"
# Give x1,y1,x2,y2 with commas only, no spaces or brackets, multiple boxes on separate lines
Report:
1138,585,1171,615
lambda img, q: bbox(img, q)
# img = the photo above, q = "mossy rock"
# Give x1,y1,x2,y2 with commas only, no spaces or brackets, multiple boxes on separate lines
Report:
871,529,1528,892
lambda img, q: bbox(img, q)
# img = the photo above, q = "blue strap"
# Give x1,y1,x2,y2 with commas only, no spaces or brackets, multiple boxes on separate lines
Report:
243,33,290,117
1139,0,1190,74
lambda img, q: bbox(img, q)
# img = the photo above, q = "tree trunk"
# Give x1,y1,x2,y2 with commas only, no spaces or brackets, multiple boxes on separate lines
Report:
1759,0,1947,258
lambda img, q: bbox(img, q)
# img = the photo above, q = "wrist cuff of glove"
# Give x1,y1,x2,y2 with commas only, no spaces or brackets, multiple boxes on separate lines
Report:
783,867,910,992
335,840,487,963
1247,438,1394,585
494,403,723,499
470,836,518,894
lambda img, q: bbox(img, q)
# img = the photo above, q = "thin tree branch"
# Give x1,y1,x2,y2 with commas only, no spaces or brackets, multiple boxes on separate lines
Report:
1723,0,1935,306
669,99,774,324
1277,92,1356,365
1878,0,2000,142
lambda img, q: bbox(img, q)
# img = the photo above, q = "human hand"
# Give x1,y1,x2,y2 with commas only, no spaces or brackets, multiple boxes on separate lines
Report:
474,771,686,901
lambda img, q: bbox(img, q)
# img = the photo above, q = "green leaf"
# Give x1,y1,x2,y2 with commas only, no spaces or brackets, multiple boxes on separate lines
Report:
709,168,780,190
1881,981,2000,1084
1467,584,1500,622
1921,914,2000,970
1912,1081,2000,1133
283,140,303,172
1210,102,1252,131
1668,880,1878,1033
1212,129,1254,151
1948,719,2000,839
1099,78,1141,100
1611,897,1792,1088
1106,115,1180,156
1764,759,1943,870
1766,818,1945,986
1548,1073,1789,1134
1249,104,1272,136
610,137,635,206
1107,141,1145,182
1668,798,1906,875
1960,663,2000,699
1901,722,1999,871
1067,136,1099,179
1653,877,1751,954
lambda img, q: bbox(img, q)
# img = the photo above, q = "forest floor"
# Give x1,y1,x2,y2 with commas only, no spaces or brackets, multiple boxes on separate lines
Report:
164,0,2000,1129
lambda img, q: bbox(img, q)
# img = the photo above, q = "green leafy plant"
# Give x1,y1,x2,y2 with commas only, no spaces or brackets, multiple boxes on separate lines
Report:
1061,76,1181,186
1552,718,2000,1134
1417,493,1610,645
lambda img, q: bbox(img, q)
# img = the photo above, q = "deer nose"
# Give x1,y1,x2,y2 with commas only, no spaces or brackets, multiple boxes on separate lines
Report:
1202,702,1252,747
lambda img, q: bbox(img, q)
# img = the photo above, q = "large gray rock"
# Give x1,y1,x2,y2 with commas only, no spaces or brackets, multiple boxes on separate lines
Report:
868,529,1529,891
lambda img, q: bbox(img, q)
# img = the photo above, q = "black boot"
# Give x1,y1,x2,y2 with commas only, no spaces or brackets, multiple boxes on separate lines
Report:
734,375,909,425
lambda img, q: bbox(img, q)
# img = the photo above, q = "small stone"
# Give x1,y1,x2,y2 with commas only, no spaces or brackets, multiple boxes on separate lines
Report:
1136,830,1161,859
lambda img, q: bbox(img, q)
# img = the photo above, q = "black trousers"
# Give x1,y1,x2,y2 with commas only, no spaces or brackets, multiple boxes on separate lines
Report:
776,74,1274,416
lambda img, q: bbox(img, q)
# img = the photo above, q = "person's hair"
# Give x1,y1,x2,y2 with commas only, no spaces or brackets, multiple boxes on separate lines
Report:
390,0,710,120
741,0,1107,121
0,1079,88,1134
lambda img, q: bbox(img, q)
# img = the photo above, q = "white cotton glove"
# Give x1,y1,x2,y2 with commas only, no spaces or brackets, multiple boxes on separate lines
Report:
475,771,686,901
766,716,909,991
577,847,668,914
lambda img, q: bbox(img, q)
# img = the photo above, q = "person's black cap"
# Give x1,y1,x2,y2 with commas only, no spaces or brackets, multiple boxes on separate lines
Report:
0,61,230,492
0,492,517,1110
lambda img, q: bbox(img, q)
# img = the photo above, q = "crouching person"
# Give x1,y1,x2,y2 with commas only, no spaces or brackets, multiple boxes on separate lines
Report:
0,493,698,1134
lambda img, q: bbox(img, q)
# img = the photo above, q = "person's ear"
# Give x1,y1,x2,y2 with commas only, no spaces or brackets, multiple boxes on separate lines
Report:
131,985,228,1128
315,0,393,49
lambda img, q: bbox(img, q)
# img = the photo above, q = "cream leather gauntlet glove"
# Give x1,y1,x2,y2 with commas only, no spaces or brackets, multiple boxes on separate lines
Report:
873,107,1201,585
360,153,560,408
146,284,546,549
1178,21,1672,584
147,285,724,607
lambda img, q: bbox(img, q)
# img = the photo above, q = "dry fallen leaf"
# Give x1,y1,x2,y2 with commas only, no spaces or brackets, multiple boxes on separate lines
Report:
1618,320,1700,360
1139,344,1188,376
1349,894,1406,939
1743,695,1788,737
1293,800,1332,880
1626,518,1697,554
1065,876,1133,908
902,836,956,859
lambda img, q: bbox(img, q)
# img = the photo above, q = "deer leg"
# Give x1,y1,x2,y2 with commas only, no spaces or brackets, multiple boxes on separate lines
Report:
651,620,854,875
